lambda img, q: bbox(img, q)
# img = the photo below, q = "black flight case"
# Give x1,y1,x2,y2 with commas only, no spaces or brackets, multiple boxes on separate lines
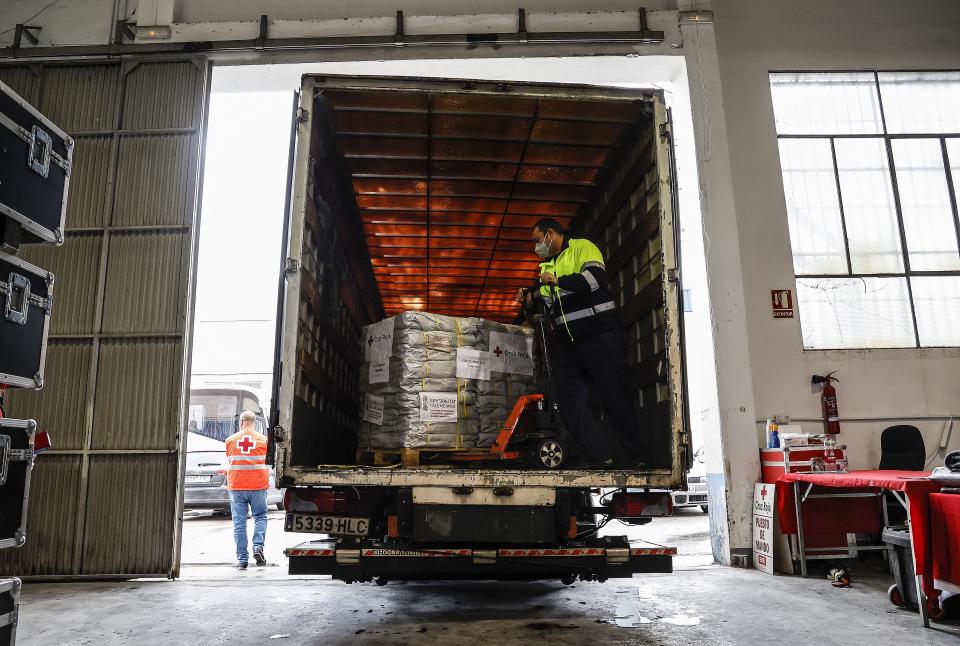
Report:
0,419,34,550
0,80,73,251
0,251,54,389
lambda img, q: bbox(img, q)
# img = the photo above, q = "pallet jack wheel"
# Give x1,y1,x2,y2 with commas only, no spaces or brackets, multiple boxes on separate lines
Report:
533,440,564,469
887,584,905,608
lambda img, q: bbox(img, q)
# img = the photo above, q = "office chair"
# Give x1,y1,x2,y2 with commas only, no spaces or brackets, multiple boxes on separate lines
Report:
879,425,925,527
879,425,926,471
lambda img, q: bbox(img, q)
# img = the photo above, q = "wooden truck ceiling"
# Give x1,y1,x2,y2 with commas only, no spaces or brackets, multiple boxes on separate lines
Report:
321,87,646,322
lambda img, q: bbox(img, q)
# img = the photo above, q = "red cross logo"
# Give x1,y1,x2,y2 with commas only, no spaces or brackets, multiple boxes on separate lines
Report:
493,346,503,358
238,435,256,454
760,486,768,499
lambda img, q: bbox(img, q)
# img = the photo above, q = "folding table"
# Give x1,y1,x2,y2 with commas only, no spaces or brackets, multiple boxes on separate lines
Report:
776,470,940,626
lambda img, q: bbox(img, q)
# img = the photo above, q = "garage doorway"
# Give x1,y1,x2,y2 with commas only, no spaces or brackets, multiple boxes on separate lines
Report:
181,56,718,575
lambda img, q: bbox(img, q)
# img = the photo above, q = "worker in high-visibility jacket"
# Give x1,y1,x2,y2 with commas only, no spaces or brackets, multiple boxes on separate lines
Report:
516,217,652,469
225,410,270,569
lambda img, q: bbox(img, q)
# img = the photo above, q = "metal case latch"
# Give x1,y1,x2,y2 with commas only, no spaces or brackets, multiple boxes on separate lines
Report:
2,273,31,325
28,125,52,178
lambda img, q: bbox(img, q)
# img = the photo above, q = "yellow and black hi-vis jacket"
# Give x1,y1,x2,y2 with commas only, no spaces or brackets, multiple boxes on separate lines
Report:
538,237,619,342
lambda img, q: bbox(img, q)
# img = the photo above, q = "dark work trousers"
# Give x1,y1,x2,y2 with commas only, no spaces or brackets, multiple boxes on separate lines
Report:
550,328,651,465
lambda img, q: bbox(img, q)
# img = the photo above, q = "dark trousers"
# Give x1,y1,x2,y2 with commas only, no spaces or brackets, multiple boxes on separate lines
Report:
550,328,650,465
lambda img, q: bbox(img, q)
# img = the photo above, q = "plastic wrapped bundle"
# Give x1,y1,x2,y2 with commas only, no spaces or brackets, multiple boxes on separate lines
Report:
475,377,537,447
475,321,538,447
358,312,481,449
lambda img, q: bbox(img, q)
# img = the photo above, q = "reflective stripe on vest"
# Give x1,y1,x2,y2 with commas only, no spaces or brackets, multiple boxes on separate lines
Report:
225,430,269,490
553,301,616,324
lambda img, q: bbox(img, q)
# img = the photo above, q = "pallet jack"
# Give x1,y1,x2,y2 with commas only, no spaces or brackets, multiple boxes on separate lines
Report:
446,289,566,469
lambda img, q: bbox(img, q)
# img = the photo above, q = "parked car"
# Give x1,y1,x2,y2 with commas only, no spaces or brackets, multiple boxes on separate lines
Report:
671,474,708,513
183,431,284,513
183,386,282,513
671,447,709,513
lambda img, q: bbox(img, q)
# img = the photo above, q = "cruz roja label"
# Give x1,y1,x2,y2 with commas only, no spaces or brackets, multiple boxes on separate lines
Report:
752,483,775,574
489,331,535,376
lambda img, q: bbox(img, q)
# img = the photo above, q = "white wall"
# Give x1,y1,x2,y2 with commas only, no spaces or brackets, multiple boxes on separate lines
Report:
711,0,960,549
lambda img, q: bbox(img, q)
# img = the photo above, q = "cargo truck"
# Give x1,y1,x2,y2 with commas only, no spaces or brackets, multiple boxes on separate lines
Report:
271,75,691,583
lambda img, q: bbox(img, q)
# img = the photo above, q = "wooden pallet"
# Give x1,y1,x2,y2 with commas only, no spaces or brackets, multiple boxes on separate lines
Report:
357,446,489,467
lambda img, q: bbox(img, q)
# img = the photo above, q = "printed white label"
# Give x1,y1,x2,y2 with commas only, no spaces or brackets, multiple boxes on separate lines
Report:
419,391,459,423
456,348,491,380
363,393,384,426
366,318,394,384
752,482,775,575
489,331,535,376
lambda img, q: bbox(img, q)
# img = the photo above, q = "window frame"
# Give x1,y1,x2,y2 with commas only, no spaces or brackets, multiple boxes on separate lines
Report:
771,70,960,350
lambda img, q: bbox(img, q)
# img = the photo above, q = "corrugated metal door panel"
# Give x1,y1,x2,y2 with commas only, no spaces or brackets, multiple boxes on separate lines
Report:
0,456,82,575
81,454,178,575
122,61,204,130
113,134,197,227
39,65,120,133
100,231,188,334
91,338,183,451
0,66,39,104
63,136,112,229
17,234,101,335
1,341,92,450
0,58,208,577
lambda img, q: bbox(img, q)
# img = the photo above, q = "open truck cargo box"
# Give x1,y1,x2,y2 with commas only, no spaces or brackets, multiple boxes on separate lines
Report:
273,75,690,489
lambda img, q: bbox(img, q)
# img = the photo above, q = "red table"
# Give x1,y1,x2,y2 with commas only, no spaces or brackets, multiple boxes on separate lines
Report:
930,492,960,593
775,470,940,626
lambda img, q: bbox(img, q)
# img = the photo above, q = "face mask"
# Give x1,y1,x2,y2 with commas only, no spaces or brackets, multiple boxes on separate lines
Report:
534,232,551,258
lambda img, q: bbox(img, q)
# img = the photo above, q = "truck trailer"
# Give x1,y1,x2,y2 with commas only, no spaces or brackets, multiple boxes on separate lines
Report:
271,74,691,583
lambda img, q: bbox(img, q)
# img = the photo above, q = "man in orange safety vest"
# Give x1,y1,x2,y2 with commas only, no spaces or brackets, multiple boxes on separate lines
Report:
225,410,270,569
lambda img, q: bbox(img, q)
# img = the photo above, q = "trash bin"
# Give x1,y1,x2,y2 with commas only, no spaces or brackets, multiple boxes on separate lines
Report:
882,525,918,609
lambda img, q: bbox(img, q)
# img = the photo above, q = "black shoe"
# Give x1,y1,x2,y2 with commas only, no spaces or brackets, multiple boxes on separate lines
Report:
253,546,266,566
236,561,248,570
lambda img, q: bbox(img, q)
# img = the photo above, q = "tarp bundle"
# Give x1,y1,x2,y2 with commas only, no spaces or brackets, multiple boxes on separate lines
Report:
358,312,537,450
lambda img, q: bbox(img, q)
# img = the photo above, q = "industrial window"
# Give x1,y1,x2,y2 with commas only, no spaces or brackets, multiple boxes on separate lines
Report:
770,71,960,349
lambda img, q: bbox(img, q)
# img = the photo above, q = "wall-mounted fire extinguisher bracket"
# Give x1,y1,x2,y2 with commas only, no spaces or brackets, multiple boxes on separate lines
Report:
812,372,841,435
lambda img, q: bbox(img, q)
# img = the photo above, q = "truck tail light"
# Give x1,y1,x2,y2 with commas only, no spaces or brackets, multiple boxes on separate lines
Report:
387,515,399,538
568,516,578,538
284,487,348,514
610,491,672,518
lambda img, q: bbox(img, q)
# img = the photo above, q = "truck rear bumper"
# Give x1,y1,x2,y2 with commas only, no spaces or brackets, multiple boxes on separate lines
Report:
285,538,675,582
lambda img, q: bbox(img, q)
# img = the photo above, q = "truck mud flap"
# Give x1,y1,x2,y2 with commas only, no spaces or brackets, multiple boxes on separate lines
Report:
285,540,675,582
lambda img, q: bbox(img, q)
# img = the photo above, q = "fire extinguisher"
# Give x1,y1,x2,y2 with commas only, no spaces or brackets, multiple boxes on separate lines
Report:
812,372,840,434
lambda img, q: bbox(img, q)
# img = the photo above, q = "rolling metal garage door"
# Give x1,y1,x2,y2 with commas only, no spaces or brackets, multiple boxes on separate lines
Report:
0,59,208,578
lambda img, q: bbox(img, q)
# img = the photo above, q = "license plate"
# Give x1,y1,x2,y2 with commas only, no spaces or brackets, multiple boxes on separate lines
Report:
286,514,369,536
184,475,211,484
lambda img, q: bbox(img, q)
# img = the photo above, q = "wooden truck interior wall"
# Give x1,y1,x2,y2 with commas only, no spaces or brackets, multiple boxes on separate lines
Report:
577,121,676,469
290,80,675,468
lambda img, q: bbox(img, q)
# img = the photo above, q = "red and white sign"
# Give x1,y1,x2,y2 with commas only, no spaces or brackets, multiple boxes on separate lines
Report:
771,289,794,319
238,435,256,454
753,483,775,574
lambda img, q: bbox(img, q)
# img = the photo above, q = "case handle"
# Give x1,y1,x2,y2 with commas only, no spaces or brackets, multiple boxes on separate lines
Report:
0,435,9,487
2,273,31,325
28,125,52,178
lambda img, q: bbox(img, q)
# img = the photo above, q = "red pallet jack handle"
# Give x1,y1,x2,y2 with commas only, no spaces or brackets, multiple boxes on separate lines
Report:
447,394,545,463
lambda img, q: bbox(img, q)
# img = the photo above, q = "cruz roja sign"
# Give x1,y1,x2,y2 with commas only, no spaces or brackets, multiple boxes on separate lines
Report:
753,483,775,574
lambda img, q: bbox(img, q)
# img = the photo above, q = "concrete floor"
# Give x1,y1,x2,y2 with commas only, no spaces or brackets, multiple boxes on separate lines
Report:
17,510,960,645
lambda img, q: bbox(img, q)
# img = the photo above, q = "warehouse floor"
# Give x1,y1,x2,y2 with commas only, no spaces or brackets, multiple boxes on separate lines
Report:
17,509,960,645
18,565,959,645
